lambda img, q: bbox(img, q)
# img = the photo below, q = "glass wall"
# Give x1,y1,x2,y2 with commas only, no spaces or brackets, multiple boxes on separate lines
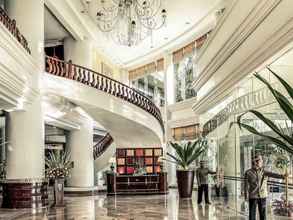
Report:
202,57,293,215
131,70,165,107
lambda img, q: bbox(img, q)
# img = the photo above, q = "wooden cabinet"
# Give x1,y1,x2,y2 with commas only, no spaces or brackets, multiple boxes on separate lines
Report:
107,173,168,195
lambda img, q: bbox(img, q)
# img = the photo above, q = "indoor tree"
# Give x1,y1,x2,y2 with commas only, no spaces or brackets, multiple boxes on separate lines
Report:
230,67,293,213
165,138,208,198
231,67,293,154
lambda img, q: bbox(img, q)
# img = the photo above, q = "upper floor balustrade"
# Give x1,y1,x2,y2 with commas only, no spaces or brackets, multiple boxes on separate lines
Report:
0,6,30,54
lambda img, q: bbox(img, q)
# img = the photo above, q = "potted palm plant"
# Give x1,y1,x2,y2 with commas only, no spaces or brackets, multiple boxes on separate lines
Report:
165,138,208,198
230,67,293,216
45,150,73,207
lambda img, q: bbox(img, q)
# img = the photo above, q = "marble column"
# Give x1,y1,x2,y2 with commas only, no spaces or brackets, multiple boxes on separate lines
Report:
163,52,177,186
4,96,47,208
64,37,94,69
67,118,94,191
6,0,44,65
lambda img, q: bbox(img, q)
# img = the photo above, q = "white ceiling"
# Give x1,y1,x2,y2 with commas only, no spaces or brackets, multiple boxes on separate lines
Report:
72,0,225,68
44,7,70,44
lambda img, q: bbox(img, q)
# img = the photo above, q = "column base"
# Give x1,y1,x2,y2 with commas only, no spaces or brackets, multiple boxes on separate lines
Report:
1,179,48,209
64,186,100,196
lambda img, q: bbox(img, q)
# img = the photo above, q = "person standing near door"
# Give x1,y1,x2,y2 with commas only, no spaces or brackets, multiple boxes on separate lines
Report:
244,155,285,220
196,160,216,205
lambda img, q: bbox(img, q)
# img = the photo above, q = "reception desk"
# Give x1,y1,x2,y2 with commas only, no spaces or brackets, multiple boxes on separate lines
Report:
107,173,168,195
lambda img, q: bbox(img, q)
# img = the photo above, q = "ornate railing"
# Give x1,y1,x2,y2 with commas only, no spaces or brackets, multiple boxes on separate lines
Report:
93,133,113,160
0,7,30,54
45,56,164,130
202,82,284,136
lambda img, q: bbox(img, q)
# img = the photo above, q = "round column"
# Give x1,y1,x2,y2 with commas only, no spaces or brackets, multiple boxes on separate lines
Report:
67,118,94,191
3,95,47,209
6,0,44,65
64,37,94,69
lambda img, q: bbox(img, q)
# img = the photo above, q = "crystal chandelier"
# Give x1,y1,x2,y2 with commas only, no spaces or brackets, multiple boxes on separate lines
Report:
84,0,167,47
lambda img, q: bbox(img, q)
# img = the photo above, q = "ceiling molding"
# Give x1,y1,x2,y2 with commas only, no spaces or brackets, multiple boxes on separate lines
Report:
45,0,87,41
192,13,293,114
192,0,282,92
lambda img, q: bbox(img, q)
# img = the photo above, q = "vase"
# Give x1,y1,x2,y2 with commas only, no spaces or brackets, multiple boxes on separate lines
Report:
176,170,194,198
53,178,65,207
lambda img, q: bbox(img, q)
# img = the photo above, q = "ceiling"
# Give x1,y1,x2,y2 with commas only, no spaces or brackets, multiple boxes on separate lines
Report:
44,7,70,45
72,0,225,68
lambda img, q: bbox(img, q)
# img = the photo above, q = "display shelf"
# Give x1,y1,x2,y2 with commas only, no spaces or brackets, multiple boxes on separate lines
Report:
116,148,163,175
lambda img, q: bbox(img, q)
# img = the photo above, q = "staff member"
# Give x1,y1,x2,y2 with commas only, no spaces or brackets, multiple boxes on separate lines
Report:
196,161,216,205
244,155,285,220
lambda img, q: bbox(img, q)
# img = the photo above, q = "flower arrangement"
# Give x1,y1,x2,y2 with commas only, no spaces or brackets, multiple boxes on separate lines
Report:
45,150,73,180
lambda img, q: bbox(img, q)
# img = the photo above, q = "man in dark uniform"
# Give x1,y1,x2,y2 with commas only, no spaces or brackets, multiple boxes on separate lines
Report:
244,155,285,220
196,160,216,205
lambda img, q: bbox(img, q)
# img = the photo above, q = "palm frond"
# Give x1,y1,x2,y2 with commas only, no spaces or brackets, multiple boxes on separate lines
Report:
167,138,208,170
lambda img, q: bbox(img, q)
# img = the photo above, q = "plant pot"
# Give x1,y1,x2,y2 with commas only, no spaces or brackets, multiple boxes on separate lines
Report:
176,170,194,198
53,178,64,207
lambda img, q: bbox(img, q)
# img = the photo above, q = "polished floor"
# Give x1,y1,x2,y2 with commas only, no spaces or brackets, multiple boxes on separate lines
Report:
0,189,290,220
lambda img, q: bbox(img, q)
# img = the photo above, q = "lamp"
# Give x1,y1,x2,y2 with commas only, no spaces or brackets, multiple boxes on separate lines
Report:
108,157,116,172
82,0,167,47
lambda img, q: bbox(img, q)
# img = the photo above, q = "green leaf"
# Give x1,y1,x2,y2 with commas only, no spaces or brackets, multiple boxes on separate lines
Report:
267,67,293,100
254,73,293,122
238,123,293,154
241,110,293,146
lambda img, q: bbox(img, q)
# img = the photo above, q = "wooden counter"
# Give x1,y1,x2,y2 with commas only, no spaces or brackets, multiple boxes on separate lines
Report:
107,173,168,195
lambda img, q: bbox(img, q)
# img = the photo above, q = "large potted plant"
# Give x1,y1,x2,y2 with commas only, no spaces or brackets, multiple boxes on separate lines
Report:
165,139,208,198
45,150,73,207
230,67,293,216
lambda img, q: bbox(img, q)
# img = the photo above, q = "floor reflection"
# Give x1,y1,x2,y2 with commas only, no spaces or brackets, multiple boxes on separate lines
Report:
0,189,286,219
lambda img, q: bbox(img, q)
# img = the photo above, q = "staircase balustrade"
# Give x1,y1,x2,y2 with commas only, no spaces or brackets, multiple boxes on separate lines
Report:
93,133,113,160
45,56,164,130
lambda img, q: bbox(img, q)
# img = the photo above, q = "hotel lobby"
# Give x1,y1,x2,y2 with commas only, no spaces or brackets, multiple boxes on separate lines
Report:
0,0,293,219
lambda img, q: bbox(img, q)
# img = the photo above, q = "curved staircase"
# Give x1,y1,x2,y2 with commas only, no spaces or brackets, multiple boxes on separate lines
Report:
44,56,164,165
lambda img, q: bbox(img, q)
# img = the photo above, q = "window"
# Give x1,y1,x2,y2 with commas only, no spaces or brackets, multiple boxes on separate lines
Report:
174,56,196,102
132,71,165,107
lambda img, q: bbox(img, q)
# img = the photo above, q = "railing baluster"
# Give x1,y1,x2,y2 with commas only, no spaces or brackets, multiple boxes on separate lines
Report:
45,56,164,131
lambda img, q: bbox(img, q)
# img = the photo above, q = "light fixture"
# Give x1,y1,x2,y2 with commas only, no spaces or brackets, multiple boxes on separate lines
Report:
83,0,167,47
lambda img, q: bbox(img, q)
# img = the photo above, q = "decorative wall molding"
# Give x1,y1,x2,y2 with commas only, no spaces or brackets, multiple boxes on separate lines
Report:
192,0,293,114
168,97,197,112
0,22,40,110
44,115,81,130
168,117,199,129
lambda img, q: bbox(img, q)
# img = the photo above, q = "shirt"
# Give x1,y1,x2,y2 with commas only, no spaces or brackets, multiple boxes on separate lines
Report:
244,168,284,199
196,167,216,185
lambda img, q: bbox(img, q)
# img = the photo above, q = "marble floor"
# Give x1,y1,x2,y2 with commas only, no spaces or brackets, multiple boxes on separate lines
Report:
0,189,290,220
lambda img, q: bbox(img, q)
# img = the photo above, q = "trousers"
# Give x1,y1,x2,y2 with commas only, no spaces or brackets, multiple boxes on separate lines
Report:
197,184,210,204
249,198,266,220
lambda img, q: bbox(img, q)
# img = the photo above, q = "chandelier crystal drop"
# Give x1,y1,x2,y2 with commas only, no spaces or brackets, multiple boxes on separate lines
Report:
93,0,167,47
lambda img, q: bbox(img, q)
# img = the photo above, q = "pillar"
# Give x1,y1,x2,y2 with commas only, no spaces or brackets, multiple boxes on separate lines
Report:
3,96,47,209
6,0,44,65
64,37,94,69
67,118,94,190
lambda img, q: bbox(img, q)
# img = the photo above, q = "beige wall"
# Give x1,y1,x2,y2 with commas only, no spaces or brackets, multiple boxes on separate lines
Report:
93,49,121,81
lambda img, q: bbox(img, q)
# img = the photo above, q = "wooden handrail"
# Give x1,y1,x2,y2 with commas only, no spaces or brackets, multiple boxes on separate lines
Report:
0,7,30,54
45,56,164,130
93,133,113,160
